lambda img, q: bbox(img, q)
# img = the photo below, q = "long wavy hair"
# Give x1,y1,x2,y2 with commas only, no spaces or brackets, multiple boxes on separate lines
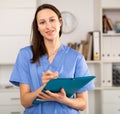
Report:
30,4,63,64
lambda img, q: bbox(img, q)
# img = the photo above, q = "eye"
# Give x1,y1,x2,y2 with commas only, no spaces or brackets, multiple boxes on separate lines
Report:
50,18,55,22
39,21,45,25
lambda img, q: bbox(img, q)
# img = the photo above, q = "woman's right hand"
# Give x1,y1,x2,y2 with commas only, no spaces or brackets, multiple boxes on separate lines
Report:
41,70,58,85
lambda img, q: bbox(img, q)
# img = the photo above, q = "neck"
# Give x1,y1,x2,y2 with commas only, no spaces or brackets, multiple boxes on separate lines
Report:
44,38,61,57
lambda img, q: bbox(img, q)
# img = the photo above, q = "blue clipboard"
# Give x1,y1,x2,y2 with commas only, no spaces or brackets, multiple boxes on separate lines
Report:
32,76,95,105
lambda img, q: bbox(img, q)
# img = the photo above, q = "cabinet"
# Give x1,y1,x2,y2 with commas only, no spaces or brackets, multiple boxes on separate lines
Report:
86,0,120,114
0,90,24,114
101,0,120,88
102,90,120,114
92,0,120,114
101,1,120,113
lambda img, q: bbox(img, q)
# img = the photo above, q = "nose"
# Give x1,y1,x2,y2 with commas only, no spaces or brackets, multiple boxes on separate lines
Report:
46,22,51,29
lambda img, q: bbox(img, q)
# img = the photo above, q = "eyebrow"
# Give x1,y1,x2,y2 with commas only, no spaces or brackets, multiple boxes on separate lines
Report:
39,16,56,21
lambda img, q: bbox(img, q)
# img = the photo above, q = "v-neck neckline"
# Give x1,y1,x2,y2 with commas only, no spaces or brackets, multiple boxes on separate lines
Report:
38,44,66,73
47,44,63,65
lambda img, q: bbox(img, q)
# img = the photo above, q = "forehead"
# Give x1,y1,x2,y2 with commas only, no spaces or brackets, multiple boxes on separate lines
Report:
37,8,58,19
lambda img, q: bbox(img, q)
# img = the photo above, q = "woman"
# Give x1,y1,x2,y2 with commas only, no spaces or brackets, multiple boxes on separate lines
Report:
9,4,94,114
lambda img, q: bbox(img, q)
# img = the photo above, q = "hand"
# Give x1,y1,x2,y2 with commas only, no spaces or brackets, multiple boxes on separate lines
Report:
36,88,67,103
41,70,58,84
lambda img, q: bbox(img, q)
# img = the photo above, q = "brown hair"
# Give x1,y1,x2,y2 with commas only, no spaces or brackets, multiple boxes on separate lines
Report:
30,4,63,64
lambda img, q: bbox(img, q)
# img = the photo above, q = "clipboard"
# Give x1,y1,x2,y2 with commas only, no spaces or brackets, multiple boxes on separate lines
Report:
32,76,95,105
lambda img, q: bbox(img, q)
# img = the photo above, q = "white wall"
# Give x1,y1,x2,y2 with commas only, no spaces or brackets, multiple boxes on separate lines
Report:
0,0,36,85
37,0,94,45
0,0,95,85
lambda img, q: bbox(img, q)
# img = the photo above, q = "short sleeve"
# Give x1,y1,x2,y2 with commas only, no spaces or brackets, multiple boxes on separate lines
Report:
75,54,95,93
9,48,31,86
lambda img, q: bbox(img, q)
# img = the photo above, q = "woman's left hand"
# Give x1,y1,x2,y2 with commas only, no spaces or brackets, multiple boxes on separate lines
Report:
36,88,67,102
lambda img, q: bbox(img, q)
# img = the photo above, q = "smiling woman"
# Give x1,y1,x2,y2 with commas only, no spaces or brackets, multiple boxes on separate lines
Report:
61,11,78,34
9,3,95,114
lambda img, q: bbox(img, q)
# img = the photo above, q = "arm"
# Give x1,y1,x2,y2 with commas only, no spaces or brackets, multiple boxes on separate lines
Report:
20,70,58,108
37,88,88,111
61,91,88,110
20,83,45,108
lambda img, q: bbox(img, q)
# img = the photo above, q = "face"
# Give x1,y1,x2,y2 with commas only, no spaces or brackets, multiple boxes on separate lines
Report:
37,9,62,41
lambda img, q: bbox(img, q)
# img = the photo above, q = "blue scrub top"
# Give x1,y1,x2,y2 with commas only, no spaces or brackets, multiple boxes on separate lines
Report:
9,44,95,114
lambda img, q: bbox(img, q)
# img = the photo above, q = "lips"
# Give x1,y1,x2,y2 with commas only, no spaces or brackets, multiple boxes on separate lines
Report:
46,30,54,35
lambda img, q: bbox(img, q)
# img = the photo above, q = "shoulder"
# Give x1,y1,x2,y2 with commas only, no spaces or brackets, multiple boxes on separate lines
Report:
18,46,33,59
62,44,84,60
20,46,31,52
19,46,32,52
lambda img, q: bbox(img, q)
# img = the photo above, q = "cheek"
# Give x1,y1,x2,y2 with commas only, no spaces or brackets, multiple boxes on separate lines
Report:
38,26,44,34
55,23,61,32
38,29,45,37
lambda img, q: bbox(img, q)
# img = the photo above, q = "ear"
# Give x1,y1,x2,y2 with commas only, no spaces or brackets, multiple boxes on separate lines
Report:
59,18,63,26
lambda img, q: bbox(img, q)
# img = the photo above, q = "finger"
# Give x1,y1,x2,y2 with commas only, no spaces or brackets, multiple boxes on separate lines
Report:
45,90,58,98
39,91,49,97
42,71,58,84
43,71,54,79
45,70,53,75
60,88,66,95
42,79,50,85
37,92,50,100
54,71,58,75
53,71,58,78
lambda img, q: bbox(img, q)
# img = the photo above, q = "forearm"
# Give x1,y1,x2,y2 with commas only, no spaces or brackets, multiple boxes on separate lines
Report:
60,92,87,110
61,97,87,110
20,90,38,108
20,84,44,108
